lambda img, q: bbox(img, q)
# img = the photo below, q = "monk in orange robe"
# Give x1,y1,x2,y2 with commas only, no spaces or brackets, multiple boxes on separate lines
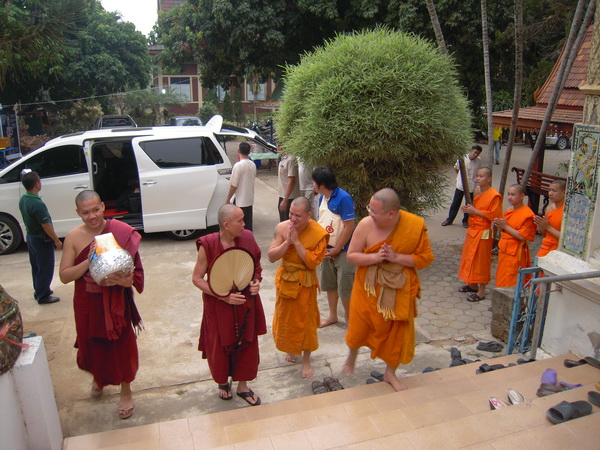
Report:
342,188,434,391
269,197,329,378
494,184,536,287
458,167,502,302
534,180,566,257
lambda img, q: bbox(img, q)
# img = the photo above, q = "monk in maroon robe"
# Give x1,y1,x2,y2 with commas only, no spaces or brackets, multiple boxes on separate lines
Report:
60,191,143,420
193,204,266,406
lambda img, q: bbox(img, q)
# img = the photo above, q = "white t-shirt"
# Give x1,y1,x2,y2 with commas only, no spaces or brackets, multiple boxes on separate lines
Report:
297,161,313,191
230,158,256,207
454,154,481,192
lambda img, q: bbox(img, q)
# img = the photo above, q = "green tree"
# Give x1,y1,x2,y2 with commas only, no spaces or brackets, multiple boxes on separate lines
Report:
222,92,234,122
1,0,151,105
233,88,245,124
0,0,87,91
276,29,472,217
124,88,184,126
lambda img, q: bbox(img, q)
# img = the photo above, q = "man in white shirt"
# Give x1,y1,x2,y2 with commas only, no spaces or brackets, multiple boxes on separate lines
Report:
226,142,257,231
442,145,482,228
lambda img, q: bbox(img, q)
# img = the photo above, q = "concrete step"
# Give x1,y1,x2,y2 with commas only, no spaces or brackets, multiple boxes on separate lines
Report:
62,352,600,449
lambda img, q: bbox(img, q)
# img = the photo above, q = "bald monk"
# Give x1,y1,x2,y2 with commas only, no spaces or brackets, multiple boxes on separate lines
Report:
534,179,566,257
193,204,265,406
494,184,536,287
342,188,434,391
59,190,144,420
268,196,329,378
458,167,502,302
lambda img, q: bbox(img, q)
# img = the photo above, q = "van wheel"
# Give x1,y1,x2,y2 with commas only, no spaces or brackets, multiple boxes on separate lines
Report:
0,215,23,255
556,136,569,150
164,229,202,241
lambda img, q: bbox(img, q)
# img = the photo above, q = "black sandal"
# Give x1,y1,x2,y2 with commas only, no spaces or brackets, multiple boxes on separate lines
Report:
237,388,261,406
218,381,232,400
458,285,477,293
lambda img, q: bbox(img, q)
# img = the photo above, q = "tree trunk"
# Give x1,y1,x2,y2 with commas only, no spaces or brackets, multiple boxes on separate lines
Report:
481,0,495,171
425,0,447,54
522,0,594,186
498,0,524,199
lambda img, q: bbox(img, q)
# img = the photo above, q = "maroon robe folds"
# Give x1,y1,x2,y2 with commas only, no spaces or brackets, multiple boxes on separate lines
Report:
197,230,266,384
73,219,144,388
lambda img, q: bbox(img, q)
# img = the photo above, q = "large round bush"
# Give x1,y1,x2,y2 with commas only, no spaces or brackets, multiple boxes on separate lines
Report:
276,28,472,216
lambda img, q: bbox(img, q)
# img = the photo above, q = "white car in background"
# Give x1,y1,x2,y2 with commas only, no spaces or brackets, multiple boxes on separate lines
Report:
0,116,275,255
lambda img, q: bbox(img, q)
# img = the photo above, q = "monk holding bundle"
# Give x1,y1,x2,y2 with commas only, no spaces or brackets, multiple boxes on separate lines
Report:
458,167,502,302
534,180,566,257
343,188,434,391
494,184,536,287
269,197,328,378
60,191,144,420
193,204,265,406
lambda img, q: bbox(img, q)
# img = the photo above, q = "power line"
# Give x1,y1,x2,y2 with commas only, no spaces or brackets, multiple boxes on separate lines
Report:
2,87,160,109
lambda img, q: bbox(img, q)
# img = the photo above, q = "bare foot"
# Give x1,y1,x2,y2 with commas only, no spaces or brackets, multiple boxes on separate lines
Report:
383,367,408,392
118,383,134,419
319,316,338,328
285,353,297,363
302,361,314,378
342,349,358,374
91,379,103,398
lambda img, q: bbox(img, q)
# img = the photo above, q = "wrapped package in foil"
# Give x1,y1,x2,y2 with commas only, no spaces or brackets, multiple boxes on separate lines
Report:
89,233,134,284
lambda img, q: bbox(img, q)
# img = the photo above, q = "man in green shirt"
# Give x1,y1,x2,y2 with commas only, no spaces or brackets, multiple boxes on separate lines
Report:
18,171,62,304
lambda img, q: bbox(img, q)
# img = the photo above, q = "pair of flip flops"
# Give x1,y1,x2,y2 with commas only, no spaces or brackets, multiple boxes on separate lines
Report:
476,362,516,374
476,341,504,352
449,347,479,367
312,377,344,394
546,393,599,424
564,356,600,369
536,368,583,397
488,388,526,410
366,370,385,384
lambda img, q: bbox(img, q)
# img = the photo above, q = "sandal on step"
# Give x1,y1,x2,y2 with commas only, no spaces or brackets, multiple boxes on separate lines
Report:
507,388,526,405
546,400,592,424
312,380,329,394
218,381,233,400
489,397,508,410
584,356,600,369
589,391,600,407
323,377,344,391
564,358,587,368
476,341,503,352
237,389,261,406
370,371,384,382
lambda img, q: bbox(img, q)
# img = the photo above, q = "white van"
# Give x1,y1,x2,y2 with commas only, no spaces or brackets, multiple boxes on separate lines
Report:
0,116,276,255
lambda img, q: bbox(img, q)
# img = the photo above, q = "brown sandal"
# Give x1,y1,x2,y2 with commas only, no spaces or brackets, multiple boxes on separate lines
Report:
467,293,485,302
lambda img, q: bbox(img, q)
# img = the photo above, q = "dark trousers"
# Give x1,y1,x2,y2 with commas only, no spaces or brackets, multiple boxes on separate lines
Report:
26,235,55,301
446,189,473,224
278,197,292,222
240,205,253,232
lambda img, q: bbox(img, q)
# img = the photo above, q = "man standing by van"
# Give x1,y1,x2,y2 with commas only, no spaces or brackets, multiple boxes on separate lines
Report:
226,142,256,231
19,171,62,304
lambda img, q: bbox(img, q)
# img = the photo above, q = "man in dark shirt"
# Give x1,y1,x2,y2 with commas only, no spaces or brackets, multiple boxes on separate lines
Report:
18,171,62,304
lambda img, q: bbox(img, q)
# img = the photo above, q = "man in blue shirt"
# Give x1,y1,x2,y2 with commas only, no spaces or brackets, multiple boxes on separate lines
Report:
312,167,356,327
18,171,62,304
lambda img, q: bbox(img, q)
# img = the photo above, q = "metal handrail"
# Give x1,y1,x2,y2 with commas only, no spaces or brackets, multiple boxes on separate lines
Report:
507,268,600,359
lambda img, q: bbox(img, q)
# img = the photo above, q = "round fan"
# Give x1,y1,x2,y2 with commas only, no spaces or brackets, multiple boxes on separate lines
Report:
207,247,256,298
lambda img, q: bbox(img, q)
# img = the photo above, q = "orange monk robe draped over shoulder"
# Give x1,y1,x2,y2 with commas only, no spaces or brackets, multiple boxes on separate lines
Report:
272,220,328,355
346,211,434,368
496,205,536,287
458,188,502,285
537,204,564,257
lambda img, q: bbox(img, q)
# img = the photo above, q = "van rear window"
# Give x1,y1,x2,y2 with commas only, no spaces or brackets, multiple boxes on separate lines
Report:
140,137,223,168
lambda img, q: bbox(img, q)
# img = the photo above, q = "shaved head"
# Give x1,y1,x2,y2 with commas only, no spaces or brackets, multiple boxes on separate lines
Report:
291,196,311,213
372,188,400,212
479,166,492,177
550,179,566,191
510,183,526,195
218,204,242,227
75,190,101,208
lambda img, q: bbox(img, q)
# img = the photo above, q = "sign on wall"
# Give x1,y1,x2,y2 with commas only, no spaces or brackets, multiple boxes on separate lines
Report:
561,124,600,258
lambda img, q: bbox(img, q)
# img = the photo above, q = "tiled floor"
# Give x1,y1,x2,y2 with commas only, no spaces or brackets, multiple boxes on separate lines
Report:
63,353,600,449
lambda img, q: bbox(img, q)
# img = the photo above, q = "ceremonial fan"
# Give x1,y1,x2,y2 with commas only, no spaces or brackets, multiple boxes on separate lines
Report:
207,247,257,347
